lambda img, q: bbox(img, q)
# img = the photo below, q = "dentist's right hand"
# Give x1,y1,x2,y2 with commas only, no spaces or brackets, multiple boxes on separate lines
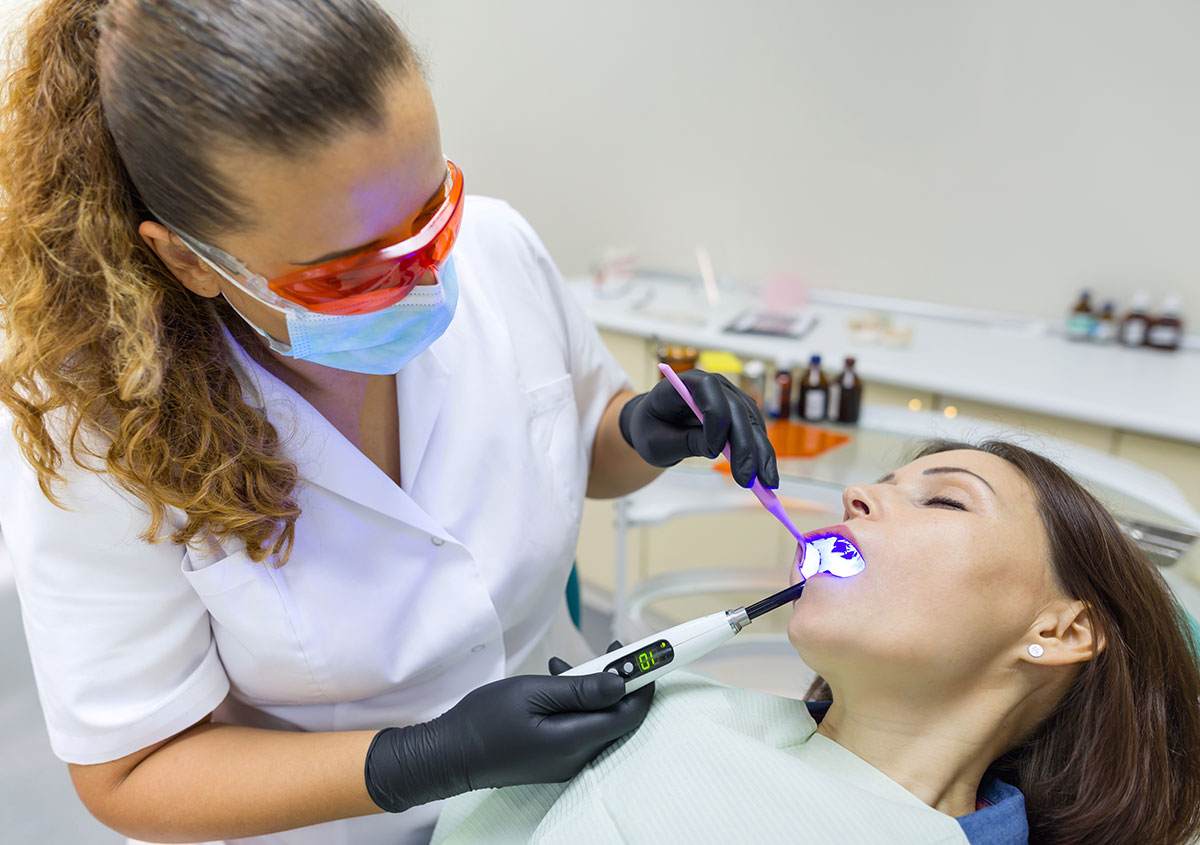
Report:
363,669,649,813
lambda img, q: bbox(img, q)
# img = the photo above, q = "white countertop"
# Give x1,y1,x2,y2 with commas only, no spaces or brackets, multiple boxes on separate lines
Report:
569,274,1200,444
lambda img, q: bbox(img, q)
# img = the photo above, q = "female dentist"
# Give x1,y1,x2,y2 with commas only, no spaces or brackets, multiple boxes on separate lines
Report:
0,1,777,843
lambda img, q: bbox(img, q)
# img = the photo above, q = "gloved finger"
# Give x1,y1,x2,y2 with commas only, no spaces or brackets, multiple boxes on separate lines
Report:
645,374,703,426
529,672,627,714
550,639,624,677
677,369,732,458
617,678,655,722
542,689,653,750
717,378,760,488
727,382,779,488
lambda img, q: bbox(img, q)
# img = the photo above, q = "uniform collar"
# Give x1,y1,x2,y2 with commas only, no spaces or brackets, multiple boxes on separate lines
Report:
217,319,454,537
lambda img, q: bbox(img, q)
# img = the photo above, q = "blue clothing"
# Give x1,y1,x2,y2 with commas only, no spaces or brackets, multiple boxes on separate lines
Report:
806,702,1028,845
959,776,1028,845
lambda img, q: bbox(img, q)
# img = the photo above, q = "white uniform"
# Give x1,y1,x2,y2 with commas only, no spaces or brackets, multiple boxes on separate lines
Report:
0,196,629,844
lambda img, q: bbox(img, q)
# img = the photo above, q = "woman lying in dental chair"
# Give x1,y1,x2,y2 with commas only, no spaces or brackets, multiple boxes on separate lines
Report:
433,440,1200,845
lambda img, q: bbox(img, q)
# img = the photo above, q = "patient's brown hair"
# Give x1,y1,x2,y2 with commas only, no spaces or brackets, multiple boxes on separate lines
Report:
808,439,1200,845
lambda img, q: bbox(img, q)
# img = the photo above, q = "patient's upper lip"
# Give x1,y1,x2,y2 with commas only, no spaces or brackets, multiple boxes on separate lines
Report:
826,523,860,550
803,523,861,551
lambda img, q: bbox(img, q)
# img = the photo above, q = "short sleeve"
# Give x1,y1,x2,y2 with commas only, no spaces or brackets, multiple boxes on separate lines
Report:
501,205,633,458
0,416,229,764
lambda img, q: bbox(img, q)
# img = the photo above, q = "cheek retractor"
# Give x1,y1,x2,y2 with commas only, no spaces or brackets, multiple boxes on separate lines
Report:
562,535,866,695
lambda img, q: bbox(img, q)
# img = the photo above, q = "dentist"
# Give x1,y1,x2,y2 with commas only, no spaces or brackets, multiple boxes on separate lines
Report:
0,1,777,843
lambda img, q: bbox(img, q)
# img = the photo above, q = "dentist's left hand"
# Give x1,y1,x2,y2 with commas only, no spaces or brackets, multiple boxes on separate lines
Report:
619,368,779,488
363,642,654,814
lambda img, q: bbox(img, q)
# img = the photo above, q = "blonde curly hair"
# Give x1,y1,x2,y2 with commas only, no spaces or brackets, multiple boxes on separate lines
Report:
0,0,416,563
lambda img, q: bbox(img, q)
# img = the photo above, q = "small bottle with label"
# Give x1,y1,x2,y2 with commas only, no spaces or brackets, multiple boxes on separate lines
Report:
769,358,793,419
1118,293,1151,347
739,359,767,413
1066,289,1095,341
1145,296,1184,351
797,355,829,422
828,357,863,424
1092,301,1116,343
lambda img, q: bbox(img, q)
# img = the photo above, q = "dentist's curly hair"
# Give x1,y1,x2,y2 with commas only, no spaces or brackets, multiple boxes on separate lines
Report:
0,0,419,563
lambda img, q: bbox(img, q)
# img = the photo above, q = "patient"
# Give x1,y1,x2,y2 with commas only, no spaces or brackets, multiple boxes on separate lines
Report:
433,440,1200,845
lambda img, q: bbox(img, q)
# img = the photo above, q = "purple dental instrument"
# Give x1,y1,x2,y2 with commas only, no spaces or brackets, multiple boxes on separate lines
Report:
657,362,806,544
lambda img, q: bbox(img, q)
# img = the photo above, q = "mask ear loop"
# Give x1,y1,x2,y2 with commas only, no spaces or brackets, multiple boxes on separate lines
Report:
146,218,298,351
166,227,297,319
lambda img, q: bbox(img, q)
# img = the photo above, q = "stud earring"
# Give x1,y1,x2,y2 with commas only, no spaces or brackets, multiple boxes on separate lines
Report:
1028,644,1044,658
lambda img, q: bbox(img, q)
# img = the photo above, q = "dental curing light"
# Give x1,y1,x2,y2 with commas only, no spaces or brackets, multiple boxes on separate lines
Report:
563,535,864,694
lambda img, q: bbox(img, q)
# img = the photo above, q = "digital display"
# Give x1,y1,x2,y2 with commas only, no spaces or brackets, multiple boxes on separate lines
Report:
606,639,674,680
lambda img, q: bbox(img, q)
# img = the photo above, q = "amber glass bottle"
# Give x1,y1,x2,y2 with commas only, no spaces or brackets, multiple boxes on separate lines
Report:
1118,293,1151,347
1145,296,1184,351
829,357,863,423
797,355,829,422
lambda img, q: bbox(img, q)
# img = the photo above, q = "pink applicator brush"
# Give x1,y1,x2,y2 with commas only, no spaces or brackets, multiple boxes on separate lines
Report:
657,363,806,544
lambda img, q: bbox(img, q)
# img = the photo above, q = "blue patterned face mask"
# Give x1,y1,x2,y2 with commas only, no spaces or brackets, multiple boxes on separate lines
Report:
221,256,460,375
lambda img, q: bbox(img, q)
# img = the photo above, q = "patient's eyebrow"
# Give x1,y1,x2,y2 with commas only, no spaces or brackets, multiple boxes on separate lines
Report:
922,466,996,494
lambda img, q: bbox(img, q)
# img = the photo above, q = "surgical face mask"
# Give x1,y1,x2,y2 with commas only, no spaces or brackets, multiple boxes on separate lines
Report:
221,255,460,375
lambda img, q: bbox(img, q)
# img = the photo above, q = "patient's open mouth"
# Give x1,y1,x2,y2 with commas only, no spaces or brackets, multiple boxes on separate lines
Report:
798,528,866,580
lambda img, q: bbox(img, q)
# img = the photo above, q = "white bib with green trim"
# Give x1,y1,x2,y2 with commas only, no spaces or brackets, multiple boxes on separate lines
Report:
432,673,970,844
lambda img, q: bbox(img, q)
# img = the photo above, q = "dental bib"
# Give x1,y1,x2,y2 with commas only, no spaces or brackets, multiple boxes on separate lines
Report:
432,673,969,844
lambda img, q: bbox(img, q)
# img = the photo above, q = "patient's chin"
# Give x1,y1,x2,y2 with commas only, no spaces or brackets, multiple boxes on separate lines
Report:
787,609,822,655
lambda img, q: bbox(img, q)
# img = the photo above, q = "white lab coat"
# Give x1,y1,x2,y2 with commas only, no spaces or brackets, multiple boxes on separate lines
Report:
0,196,629,844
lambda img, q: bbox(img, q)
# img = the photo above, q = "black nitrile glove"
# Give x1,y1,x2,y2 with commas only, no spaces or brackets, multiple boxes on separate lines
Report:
363,642,654,813
619,368,779,488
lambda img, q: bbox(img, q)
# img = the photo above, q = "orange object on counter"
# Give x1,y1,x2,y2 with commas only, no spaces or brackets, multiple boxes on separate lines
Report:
657,344,699,375
714,420,850,477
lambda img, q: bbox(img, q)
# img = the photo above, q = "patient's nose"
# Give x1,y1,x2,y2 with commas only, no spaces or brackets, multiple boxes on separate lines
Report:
842,484,876,519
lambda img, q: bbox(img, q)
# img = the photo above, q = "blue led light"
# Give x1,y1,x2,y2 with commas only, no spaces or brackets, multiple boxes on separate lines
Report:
800,533,866,579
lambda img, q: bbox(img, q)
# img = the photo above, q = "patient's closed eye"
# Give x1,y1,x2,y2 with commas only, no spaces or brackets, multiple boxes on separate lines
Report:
924,496,966,510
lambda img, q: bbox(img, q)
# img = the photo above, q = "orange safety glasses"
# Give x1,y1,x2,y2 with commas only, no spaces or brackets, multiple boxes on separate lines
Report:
176,159,465,316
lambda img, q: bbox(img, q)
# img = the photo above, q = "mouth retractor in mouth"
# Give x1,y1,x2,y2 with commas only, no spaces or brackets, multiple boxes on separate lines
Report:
799,534,866,580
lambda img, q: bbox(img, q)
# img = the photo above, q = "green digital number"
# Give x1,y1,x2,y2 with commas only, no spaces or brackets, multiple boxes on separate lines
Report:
639,653,651,671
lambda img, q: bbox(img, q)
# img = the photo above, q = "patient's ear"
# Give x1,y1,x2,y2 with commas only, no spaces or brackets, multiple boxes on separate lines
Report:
1022,600,1105,667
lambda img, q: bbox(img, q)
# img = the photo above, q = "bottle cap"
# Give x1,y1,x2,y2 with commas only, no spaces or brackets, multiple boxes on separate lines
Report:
776,358,794,371
742,359,765,377
1130,292,1150,310
844,356,856,368
1161,296,1182,316
809,354,821,366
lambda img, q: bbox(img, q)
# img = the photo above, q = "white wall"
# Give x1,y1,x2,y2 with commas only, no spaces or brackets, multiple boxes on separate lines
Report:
0,0,34,44
3,1,1194,320
388,0,1199,321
